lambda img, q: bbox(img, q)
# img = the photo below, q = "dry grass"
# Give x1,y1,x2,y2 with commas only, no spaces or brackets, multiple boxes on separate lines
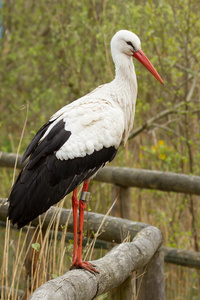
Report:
165,263,200,300
0,192,118,299
0,198,72,299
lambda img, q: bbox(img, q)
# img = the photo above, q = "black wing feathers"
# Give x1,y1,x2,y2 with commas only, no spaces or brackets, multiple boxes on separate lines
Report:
7,117,118,228
27,120,71,169
21,121,52,164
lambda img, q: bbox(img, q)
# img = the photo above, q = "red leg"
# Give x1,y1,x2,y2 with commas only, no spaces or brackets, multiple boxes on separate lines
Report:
70,179,99,274
70,188,78,267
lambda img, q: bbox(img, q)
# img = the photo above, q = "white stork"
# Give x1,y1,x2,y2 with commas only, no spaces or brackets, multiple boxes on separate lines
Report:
8,30,164,273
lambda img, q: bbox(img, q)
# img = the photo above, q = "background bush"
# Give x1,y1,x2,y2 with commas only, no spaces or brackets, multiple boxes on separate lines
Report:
0,0,200,271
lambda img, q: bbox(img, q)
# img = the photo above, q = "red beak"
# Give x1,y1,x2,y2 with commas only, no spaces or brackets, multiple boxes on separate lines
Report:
133,50,164,85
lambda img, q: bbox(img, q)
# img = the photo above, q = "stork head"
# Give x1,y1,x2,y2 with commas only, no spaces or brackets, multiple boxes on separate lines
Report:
111,30,164,85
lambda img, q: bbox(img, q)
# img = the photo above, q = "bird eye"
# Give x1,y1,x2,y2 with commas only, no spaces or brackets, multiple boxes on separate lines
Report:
126,41,136,51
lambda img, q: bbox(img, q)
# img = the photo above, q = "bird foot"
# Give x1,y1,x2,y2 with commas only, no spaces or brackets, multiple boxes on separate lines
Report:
70,260,99,274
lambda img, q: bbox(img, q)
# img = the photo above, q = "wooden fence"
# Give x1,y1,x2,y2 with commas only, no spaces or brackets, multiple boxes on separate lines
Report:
1,151,200,299
2,152,200,196
0,198,164,299
1,150,200,219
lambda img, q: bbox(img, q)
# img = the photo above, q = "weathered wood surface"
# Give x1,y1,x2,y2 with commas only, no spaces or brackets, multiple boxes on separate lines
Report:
1,151,200,196
96,166,200,195
29,227,162,300
110,272,136,300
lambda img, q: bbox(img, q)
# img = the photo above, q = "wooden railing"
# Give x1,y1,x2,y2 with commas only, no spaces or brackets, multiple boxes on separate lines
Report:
0,198,163,299
1,150,200,219
1,151,200,195
1,151,200,299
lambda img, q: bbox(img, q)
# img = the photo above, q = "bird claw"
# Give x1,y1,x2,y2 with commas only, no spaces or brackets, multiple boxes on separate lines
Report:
70,260,99,274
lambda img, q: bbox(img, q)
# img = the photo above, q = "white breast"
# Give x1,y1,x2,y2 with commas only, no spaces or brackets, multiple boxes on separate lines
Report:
47,88,125,160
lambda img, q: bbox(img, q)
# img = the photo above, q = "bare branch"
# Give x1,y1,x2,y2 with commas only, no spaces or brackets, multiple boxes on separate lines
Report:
128,101,185,140
152,123,187,142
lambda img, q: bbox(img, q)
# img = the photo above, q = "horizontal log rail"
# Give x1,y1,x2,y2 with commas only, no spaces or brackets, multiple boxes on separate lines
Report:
162,246,200,269
0,199,156,244
96,167,200,195
1,199,200,270
1,151,200,195
0,152,24,169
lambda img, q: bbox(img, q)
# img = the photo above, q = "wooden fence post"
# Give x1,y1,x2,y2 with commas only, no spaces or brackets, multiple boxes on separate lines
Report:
111,185,132,220
109,272,136,299
23,227,39,300
136,250,165,300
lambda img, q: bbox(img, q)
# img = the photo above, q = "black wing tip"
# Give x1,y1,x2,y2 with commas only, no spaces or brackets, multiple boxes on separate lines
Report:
7,212,29,229
16,221,29,229
7,198,24,228
20,154,27,164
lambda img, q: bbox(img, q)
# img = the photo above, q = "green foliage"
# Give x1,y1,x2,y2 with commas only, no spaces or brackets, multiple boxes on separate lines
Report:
140,140,189,172
31,242,40,252
1,0,199,162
